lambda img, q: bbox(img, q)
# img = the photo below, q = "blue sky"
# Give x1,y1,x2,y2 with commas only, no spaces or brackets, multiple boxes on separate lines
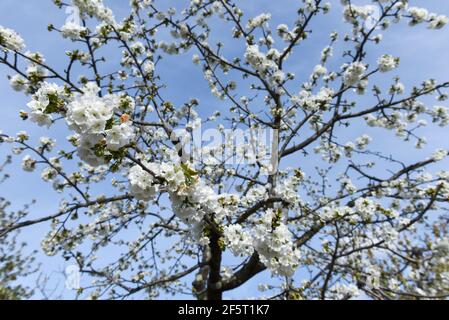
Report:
1,0,449,299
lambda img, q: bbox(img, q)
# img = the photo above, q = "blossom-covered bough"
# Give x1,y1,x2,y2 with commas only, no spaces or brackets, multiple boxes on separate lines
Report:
1,0,449,300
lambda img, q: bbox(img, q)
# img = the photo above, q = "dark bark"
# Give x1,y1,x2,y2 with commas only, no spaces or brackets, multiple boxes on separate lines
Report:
222,253,266,292
206,232,223,300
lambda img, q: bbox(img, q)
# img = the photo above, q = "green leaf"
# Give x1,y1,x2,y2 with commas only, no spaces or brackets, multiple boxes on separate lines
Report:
105,117,115,130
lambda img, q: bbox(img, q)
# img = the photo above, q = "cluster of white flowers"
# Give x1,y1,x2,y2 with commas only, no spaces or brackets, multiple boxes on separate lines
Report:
435,237,449,255
314,139,342,163
246,13,271,29
244,45,285,93
130,0,153,11
142,60,155,75
408,7,429,26
66,85,115,134
9,74,28,92
174,183,237,226
428,14,449,30
276,173,303,204
276,24,292,41
15,130,28,142
128,161,237,232
328,283,360,300
342,4,374,24
239,184,268,207
41,166,58,182
402,235,449,296
73,0,116,25
244,45,271,75
202,69,224,99
354,197,377,221
320,45,333,64
432,106,449,126
0,25,25,51
22,155,36,172
128,161,160,201
291,87,334,112
432,148,448,161
65,83,135,166
320,204,353,222
355,134,372,150
61,22,88,40
223,224,254,257
310,64,327,81
22,51,49,87
105,123,135,151
377,54,399,72
74,134,106,167
390,82,405,95
343,142,355,158
252,209,301,277
27,82,68,128
340,177,357,195
343,62,366,87
406,6,448,29
40,136,56,151
41,230,61,256
225,209,301,277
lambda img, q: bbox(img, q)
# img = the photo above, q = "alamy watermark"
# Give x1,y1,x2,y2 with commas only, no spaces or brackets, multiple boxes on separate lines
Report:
364,5,382,30
65,265,81,290
172,125,279,175
65,5,82,26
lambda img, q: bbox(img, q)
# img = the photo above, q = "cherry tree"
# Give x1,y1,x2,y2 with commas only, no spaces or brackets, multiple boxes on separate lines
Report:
1,0,449,300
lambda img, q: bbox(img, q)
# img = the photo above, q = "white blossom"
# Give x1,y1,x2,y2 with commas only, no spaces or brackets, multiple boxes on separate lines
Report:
432,149,448,161
0,25,25,51
377,54,399,72
343,62,366,87
105,122,135,151
128,162,159,201
61,22,88,40
21,155,36,172
27,82,68,128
